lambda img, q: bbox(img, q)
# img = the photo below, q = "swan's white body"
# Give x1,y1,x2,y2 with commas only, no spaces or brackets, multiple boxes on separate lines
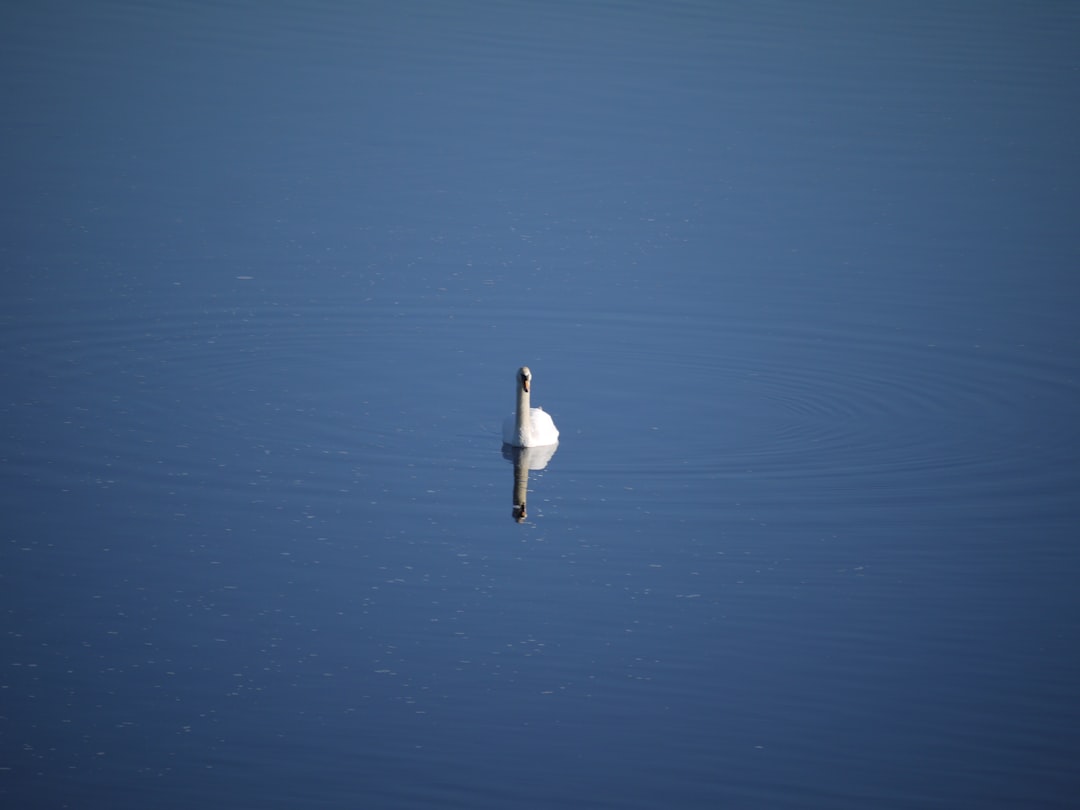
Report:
502,366,559,448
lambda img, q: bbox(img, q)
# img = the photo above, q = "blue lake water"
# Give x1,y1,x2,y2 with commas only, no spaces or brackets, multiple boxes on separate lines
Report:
3,1,1080,807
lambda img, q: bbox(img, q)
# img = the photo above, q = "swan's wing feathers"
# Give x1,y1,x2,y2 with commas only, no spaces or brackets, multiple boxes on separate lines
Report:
529,407,559,444
502,413,517,444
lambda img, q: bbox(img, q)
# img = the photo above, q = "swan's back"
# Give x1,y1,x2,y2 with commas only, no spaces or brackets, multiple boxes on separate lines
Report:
503,407,559,447
527,407,559,446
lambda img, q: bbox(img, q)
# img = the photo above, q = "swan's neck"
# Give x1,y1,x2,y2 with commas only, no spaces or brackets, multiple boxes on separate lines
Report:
515,383,531,441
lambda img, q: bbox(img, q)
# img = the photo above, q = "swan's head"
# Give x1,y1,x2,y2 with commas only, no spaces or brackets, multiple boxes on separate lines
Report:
518,366,532,392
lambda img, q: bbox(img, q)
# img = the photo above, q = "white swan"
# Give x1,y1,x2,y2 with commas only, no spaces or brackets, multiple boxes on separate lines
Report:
502,366,559,448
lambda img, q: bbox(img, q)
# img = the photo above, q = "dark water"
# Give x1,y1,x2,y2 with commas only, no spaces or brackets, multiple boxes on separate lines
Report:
4,1,1080,807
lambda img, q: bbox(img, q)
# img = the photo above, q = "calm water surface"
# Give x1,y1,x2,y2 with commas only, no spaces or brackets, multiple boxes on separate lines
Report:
3,1,1079,808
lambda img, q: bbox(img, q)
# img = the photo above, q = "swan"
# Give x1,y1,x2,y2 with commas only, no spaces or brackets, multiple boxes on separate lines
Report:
502,366,559,448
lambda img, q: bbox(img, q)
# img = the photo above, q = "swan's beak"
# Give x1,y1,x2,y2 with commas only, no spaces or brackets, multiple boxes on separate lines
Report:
523,378,530,392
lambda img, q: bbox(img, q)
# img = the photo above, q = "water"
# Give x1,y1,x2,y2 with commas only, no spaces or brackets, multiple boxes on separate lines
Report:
3,1,1079,807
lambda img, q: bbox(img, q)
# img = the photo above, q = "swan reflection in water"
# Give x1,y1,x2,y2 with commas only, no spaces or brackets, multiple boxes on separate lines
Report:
502,443,558,522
